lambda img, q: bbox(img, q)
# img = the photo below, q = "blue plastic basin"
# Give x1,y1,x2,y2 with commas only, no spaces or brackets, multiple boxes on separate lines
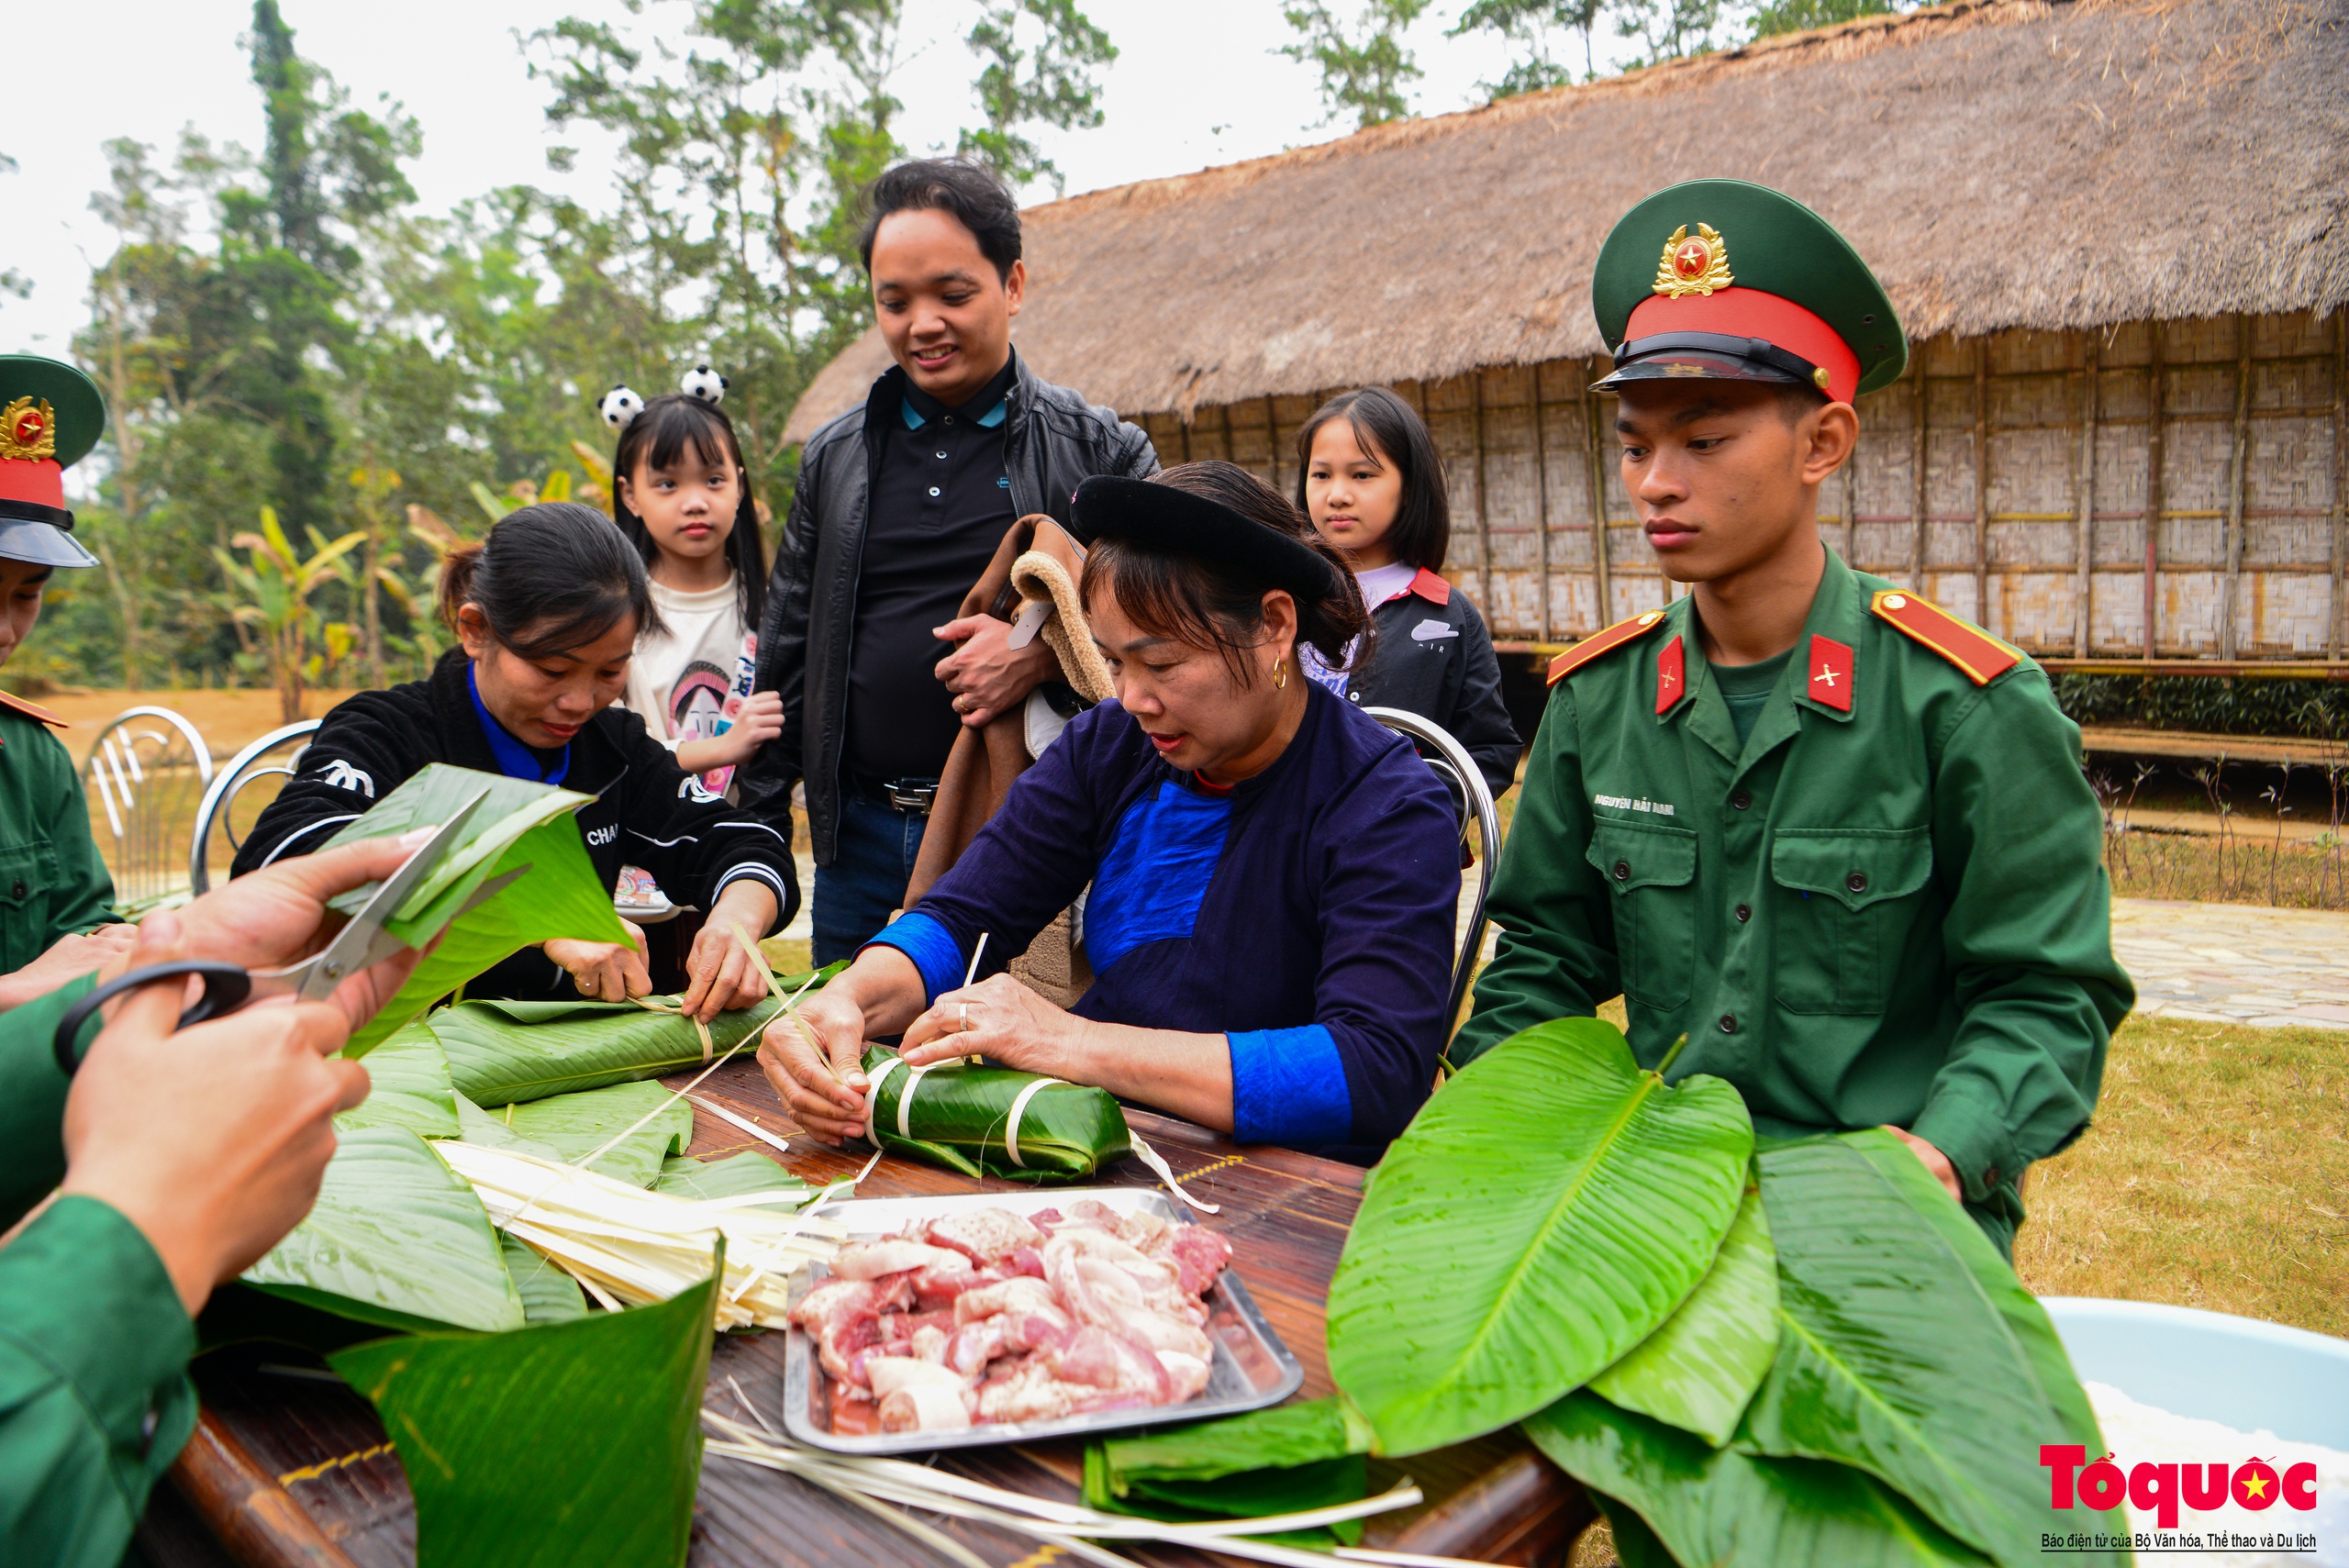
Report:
2041,1296,2349,1448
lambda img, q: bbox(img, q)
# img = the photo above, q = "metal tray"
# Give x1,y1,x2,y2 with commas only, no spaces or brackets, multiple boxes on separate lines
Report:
782,1186,1303,1454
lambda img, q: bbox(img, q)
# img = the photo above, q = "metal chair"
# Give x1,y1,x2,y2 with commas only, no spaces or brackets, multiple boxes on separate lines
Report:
1364,706,1501,1030
188,720,321,895
81,706,215,914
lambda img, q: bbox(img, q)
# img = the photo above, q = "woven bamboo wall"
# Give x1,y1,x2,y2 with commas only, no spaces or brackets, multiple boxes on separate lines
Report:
1136,310,2349,659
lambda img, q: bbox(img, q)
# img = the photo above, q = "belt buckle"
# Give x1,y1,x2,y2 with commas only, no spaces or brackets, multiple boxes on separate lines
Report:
885,781,937,816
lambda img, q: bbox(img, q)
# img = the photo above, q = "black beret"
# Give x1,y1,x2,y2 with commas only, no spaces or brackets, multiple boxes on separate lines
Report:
1069,476,1341,604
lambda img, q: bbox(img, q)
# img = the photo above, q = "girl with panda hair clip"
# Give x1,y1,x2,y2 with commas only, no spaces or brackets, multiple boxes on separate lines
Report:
602,366,783,797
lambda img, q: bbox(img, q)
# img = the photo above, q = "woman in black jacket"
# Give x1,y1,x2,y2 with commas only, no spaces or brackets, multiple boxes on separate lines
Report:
1294,387,1520,804
233,503,796,1017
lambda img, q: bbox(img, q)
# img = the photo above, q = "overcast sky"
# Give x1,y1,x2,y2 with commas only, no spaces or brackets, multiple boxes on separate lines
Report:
2,0,1575,354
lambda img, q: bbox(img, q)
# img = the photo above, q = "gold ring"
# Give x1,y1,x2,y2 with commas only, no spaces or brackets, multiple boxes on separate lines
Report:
958,1002,971,1031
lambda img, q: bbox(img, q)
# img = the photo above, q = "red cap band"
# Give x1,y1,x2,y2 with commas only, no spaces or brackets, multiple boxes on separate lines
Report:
0,460,63,510
1624,287,1860,404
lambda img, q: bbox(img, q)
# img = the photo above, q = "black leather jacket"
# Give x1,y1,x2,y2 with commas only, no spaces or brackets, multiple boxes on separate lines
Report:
740,355,1158,863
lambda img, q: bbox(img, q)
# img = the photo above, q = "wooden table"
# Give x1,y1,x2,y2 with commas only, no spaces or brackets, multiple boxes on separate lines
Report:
136,1059,1592,1568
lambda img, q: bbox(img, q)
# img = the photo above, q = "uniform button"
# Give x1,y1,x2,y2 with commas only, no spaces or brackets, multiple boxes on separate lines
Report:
1731,790,1753,811
1734,903,1751,923
1846,871,1868,894
1719,1013,1737,1033
8,880,22,899
1348,691,1360,703
1612,860,1631,883
936,450,948,460
928,486,941,497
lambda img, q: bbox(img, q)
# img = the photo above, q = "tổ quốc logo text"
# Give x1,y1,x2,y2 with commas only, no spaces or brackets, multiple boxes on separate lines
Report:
2042,1443,2322,1553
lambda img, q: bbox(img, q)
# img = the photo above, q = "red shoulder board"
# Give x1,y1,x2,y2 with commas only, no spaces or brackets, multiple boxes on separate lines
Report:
1548,609,1670,687
1869,590,2021,685
0,690,68,728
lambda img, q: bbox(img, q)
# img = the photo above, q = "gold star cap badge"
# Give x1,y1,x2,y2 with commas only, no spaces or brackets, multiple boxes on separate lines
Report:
1653,223,1733,298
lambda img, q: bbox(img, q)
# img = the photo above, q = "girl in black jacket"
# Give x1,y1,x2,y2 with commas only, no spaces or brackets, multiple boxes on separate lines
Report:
1294,388,1520,804
233,503,796,1017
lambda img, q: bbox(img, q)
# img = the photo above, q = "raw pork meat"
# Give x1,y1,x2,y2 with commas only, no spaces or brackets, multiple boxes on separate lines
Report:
790,1203,1234,1435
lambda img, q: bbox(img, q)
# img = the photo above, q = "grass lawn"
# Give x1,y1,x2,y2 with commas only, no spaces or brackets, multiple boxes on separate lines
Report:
2014,1012,2349,1337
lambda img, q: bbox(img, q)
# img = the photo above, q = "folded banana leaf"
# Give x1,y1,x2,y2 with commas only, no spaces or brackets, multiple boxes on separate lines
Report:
320,764,632,1059
859,1044,1132,1183
494,1081,695,1189
430,962,845,1107
329,1247,721,1568
1085,1397,1376,1546
336,1019,461,1140
500,1231,589,1326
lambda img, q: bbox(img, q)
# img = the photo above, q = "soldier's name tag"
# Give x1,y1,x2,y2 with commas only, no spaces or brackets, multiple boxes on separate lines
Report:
1594,794,1675,817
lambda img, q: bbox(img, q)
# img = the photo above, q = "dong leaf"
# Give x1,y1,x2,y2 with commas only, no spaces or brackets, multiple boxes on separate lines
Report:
1326,1018,1751,1454
1525,1391,1993,1568
1086,1399,1376,1548
1590,1179,1778,1446
1738,1133,2118,1568
654,1152,807,1209
495,1080,693,1189
499,1232,588,1326
329,1247,720,1568
244,1127,526,1334
323,764,631,1060
335,1020,460,1140
432,995,777,1107
450,1091,562,1158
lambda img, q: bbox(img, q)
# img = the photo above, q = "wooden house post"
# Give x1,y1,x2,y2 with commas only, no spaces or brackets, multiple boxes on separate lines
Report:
1582,359,1614,628
2075,332,2099,659
1532,364,1553,643
2143,324,2165,660
1973,339,1991,630
1909,350,1930,591
1469,373,1492,615
2334,310,2347,658
2221,316,2254,660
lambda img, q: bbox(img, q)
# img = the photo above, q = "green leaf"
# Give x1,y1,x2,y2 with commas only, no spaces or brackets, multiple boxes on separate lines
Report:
335,1021,459,1139
320,764,631,1059
1844,1135,2104,1454
1526,1391,1991,1568
499,1232,587,1326
654,1152,807,1209
496,1081,693,1189
860,1044,1133,1182
329,1247,720,1568
244,1128,526,1334
1739,1134,2117,1568
449,1091,562,1158
1326,1018,1752,1454
1086,1398,1375,1549
1590,1179,1778,1446
431,995,774,1107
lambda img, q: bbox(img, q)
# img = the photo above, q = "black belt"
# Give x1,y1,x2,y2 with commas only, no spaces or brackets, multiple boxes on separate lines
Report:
854,775,939,815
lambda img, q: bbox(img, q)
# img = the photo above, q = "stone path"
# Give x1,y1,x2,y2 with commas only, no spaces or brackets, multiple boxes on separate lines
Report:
2111,898,2349,1030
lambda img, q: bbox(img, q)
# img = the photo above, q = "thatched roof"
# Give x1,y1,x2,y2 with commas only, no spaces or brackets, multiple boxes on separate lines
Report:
785,0,2348,441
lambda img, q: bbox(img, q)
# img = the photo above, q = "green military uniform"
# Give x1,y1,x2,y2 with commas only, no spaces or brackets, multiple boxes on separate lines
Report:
0,974,199,1568
1452,183,2133,1255
0,356,118,973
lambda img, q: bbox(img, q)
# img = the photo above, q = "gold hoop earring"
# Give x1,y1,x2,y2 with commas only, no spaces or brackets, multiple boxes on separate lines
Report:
1275,658,1289,690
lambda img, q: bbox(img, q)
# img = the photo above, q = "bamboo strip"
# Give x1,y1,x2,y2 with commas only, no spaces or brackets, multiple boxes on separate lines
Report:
2222,315,2254,660
2144,323,2165,659
2076,331,2100,659
1910,347,1931,590
1583,361,1613,627
1973,339,1991,629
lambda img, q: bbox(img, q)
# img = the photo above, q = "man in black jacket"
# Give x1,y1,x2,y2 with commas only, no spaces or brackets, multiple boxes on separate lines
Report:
740,159,1158,963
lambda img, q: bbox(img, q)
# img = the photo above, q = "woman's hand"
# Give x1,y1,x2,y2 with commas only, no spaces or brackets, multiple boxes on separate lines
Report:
678,880,781,1020
898,973,1087,1076
759,986,873,1145
60,912,372,1316
674,691,785,773
545,920,651,1002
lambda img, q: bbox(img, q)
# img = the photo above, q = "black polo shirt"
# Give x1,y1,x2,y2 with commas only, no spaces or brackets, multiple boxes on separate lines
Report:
844,352,1019,784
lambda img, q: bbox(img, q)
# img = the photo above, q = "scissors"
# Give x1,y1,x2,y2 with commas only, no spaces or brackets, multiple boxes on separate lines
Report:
53,788,524,1075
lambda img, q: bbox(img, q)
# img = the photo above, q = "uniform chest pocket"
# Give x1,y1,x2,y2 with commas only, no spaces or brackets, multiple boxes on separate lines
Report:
1586,818,1698,1010
1768,826,1933,1015
0,841,57,972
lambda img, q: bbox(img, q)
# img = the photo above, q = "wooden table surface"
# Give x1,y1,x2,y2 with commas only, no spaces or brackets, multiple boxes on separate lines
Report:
137,1059,1591,1568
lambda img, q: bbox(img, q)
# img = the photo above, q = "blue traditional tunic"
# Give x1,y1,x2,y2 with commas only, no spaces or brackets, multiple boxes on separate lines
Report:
870,683,1461,1154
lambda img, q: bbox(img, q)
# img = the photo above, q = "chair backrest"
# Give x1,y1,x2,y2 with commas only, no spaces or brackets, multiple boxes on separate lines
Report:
1363,706,1501,1033
81,706,215,915
188,719,322,895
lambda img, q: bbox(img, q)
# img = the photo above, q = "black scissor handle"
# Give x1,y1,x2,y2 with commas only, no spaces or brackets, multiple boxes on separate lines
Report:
52,962,255,1077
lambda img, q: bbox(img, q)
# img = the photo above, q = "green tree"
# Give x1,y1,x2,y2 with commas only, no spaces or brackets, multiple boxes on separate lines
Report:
959,0,1119,194
1280,0,1431,130
1747,0,1894,39
1609,0,1731,68
1451,0,1602,95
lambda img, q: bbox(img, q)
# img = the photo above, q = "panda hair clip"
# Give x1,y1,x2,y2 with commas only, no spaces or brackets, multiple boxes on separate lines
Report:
681,364,729,405
598,384,643,430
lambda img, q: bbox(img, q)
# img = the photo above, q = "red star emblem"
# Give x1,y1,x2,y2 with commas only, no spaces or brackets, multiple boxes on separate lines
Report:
11,410,42,448
1674,238,1712,279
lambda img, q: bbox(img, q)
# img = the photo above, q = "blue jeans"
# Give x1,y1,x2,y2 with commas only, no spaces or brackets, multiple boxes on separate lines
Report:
812,786,930,965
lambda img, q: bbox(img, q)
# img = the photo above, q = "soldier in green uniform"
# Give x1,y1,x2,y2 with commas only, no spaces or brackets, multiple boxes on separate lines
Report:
1453,182,2132,1255
0,355,129,1008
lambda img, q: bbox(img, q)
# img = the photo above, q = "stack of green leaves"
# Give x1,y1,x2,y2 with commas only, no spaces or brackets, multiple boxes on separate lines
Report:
1091,1019,2115,1568
317,763,634,1058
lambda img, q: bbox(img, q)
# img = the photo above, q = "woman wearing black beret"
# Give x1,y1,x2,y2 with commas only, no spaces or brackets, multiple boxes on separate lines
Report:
761,462,1463,1161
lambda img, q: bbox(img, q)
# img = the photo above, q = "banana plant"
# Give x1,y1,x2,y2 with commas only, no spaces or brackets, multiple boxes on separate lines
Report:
215,506,367,722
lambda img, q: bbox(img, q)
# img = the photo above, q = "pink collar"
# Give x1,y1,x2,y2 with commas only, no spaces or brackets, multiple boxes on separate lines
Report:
1405,569,1451,606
